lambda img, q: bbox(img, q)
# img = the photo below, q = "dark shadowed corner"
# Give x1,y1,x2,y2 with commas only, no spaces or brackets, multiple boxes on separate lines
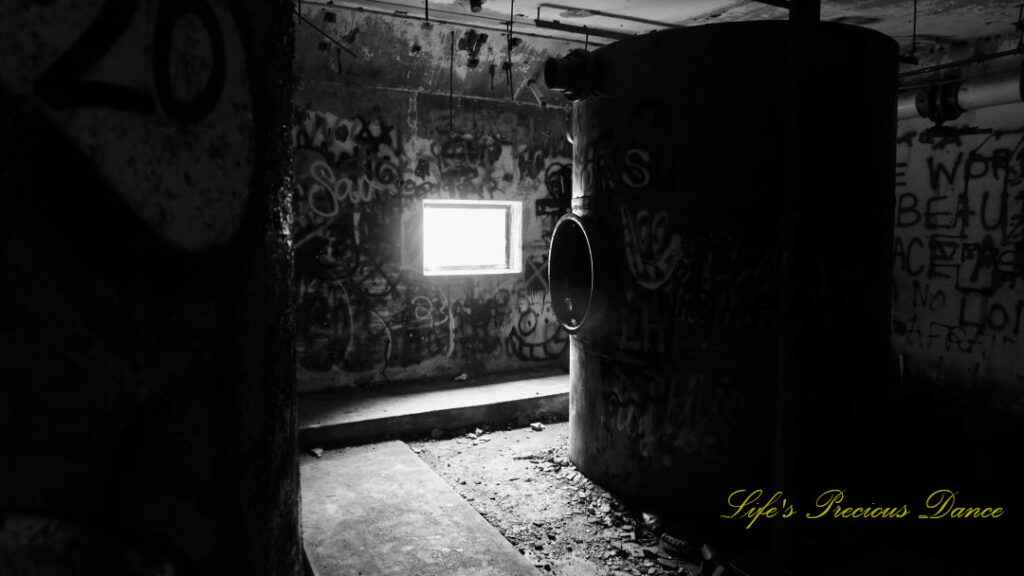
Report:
0,0,300,574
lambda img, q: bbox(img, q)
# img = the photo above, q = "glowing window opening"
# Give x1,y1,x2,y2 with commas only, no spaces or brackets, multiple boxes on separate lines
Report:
422,199,522,276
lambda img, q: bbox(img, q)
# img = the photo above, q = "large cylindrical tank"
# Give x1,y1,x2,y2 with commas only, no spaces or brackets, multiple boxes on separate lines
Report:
547,22,896,515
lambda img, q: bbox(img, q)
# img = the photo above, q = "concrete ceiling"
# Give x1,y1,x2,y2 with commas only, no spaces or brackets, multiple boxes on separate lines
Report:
339,0,1024,49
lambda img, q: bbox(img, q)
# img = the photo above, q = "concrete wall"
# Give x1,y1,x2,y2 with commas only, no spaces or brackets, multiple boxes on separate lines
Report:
293,5,581,391
0,1,300,574
893,101,1024,408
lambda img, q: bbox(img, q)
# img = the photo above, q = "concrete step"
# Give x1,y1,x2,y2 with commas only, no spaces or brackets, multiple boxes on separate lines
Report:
301,441,542,576
299,373,569,449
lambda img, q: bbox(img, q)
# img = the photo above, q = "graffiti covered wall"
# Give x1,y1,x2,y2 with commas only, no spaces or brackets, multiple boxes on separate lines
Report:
893,102,1024,399
293,8,577,390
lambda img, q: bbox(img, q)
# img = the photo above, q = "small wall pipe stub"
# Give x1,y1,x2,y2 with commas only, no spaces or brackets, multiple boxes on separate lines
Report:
544,49,600,101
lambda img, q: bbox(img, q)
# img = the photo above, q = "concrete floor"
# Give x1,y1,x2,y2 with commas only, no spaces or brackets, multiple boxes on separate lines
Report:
303,423,983,576
297,374,978,576
301,441,541,576
410,422,690,576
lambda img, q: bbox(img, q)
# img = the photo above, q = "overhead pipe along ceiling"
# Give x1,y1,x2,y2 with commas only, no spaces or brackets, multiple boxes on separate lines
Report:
897,4,1024,121
898,61,1024,121
535,3,684,31
302,0,611,46
532,1,791,40
532,2,679,41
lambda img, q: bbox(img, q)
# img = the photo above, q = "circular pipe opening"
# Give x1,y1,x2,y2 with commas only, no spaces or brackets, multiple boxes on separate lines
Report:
548,214,594,333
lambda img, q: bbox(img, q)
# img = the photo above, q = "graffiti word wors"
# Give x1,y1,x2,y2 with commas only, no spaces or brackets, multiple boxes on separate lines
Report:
892,128,1024,362
576,141,652,197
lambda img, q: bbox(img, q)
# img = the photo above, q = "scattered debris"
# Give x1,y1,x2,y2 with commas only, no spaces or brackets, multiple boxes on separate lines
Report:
658,556,679,570
642,512,662,533
411,423,742,576
454,372,469,381
679,560,702,575
660,532,697,560
309,448,324,458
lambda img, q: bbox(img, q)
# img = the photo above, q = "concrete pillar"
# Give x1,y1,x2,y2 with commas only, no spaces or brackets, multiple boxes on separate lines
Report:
0,1,300,574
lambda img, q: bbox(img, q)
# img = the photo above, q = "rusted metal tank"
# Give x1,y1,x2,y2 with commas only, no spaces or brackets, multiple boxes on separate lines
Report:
547,22,896,515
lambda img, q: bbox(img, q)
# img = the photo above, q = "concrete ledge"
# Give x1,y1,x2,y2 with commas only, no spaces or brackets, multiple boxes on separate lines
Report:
299,373,569,449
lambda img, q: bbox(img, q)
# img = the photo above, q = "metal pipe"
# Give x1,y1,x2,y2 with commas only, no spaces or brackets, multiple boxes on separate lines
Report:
299,0,605,46
899,48,1022,78
897,67,1023,121
294,6,358,57
508,0,515,100
958,71,1022,109
534,19,631,41
896,90,919,119
536,3,684,30
449,30,454,133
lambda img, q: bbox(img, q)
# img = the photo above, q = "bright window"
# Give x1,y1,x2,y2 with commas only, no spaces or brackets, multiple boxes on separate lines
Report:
422,199,522,276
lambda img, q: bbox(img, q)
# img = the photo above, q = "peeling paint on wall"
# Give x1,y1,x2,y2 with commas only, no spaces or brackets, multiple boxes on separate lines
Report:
294,4,580,104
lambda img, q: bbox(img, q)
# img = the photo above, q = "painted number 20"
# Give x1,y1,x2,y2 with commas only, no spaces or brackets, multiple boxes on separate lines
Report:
34,0,227,124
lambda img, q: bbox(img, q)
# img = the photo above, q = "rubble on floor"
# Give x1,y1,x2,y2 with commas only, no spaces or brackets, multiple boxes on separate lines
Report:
410,422,750,576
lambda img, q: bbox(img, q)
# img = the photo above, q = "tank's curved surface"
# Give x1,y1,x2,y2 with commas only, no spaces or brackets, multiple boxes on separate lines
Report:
547,21,897,514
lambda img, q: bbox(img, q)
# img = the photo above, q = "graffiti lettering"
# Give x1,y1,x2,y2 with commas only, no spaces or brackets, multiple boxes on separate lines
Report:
892,126,1024,380
601,364,743,461
35,0,227,123
292,103,570,386
621,206,682,290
